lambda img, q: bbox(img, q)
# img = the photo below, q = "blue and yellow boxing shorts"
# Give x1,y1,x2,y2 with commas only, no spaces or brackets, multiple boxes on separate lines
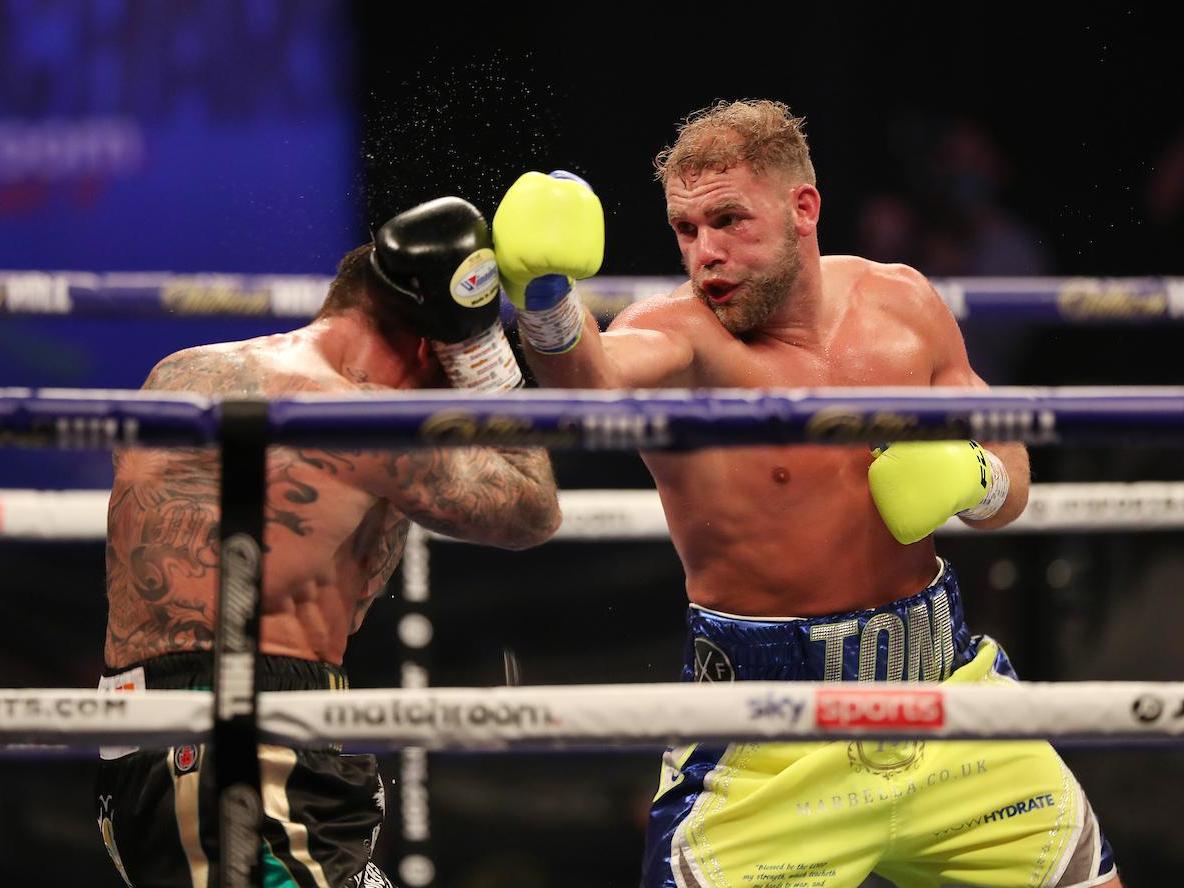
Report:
642,560,1118,888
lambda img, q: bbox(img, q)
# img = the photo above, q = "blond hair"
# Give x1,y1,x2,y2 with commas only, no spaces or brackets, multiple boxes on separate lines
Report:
654,99,815,187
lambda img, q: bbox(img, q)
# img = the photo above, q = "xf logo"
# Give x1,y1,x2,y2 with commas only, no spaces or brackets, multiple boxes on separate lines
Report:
693,638,735,682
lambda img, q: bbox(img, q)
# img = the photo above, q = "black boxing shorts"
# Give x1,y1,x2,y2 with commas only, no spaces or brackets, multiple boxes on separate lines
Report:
95,652,394,888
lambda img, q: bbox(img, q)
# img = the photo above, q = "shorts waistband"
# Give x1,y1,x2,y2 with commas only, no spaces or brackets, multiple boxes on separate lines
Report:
101,651,349,692
684,559,973,683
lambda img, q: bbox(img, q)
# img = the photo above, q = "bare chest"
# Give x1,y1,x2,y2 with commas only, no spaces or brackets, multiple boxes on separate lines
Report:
693,318,933,389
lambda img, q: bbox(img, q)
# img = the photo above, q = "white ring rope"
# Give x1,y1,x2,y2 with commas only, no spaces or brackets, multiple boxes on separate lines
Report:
2,682,1182,749
3,483,1183,541
0,489,109,539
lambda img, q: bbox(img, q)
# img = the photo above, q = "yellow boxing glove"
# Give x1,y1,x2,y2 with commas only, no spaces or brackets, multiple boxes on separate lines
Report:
868,440,1010,544
492,170,604,353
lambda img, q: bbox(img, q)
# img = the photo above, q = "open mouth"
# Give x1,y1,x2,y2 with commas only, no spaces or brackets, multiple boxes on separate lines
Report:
702,280,739,304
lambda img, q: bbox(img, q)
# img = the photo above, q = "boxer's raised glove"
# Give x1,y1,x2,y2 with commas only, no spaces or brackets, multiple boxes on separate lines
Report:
868,440,1010,544
371,196,522,390
492,170,604,354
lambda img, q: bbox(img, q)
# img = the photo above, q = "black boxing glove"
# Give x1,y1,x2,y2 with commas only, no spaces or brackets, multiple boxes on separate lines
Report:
371,197,522,390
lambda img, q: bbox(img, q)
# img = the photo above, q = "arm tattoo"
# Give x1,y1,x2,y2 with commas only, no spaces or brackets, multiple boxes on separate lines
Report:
266,450,358,538
384,446,558,547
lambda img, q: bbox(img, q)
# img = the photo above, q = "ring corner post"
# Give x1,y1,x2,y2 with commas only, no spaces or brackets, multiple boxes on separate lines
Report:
215,399,269,888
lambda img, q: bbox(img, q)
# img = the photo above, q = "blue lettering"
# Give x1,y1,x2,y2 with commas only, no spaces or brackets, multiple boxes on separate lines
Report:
979,796,1060,824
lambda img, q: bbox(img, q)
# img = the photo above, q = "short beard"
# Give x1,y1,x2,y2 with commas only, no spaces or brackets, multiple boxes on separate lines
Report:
691,225,802,335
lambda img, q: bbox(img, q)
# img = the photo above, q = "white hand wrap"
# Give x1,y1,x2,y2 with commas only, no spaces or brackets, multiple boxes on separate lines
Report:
432,321,523,391
958,448,1010,521
518,287,584,355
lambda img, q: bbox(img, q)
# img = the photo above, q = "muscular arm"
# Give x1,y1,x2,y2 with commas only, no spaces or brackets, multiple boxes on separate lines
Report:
521,299,696,389
141,345,561,551
338,375,561,549
368,446,560,549
921,275,1030,530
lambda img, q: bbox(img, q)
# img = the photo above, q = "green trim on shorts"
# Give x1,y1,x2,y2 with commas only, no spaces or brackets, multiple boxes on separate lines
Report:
262,837,299,888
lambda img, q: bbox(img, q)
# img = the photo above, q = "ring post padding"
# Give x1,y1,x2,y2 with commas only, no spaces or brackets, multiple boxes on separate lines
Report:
215,400,268,888
397,524,436,887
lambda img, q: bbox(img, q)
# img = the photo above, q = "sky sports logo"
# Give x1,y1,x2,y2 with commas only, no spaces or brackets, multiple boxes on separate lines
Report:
816,689,944,730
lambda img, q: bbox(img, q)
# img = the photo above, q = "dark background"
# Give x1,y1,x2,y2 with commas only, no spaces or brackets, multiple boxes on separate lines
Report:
2,3,1183,886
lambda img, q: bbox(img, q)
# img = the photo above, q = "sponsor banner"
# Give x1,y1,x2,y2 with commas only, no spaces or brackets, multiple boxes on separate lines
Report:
0,690,209,746
321,697,560,734
816,688,945,731
0,694,129,721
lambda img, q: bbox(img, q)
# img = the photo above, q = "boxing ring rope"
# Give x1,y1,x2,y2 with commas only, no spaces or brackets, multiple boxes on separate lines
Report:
4,679,1184,749
3,385,1182,887
3,272,1184,323
4,483,1184,541
3,384,1183,748
3,385,1184,448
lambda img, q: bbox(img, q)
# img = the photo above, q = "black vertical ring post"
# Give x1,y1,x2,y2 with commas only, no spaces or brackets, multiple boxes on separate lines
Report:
215,400,268,888
396,529,435,887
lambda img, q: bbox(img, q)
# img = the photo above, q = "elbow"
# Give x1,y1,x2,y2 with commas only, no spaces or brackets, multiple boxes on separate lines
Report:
540,496,563,542
1009,480,1031,521
500,492,562,550
992,451,1031,528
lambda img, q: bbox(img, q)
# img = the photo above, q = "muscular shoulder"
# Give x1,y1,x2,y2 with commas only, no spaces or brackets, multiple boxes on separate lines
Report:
608,282,719,337
143,343,247,394
143,334,341,397
829,257,952,329
829,256,933,305
830,256,970,383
